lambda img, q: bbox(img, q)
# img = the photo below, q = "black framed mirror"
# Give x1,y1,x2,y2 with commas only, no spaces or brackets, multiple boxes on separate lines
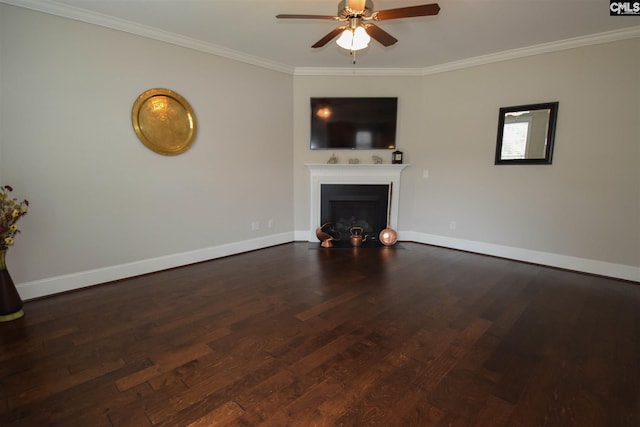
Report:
495,102,559,164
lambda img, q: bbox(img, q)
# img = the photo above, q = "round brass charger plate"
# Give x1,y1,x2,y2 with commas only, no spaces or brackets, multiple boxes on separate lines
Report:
131,88,197,155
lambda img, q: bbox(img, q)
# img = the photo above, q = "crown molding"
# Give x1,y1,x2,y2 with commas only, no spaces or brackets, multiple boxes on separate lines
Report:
3,1,639,77
0,0,295,75
417,26,640,76
293,67,425,77
296,26,640,76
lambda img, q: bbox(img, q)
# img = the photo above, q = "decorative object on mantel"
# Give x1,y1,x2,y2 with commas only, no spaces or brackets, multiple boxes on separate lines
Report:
372,155,383,164
131,88,197,156
392,150,403,164
348,158,360,164
0,185,29,322
327,153,338,164
379,182,398,246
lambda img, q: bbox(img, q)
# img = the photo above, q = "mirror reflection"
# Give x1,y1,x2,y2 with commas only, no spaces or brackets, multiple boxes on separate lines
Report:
495,102,558,164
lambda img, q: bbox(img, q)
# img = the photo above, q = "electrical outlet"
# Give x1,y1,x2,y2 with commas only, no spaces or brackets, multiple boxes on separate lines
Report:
268,219,273,229
423,169,429,178
450,221,457,230
251,221,260,231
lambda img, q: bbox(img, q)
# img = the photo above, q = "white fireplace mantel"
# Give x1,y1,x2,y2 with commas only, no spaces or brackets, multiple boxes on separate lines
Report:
305,163,408,241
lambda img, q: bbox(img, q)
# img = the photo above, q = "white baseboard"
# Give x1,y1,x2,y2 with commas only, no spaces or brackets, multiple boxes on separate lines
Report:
17,229,638,300
294,230,312,241
17,232,294,300
402,231,640,283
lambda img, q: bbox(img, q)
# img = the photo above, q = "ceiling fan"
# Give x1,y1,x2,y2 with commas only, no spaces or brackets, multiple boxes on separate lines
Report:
276,0,440,52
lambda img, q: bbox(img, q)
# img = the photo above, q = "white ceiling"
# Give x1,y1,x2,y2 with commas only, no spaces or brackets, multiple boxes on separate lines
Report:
5,0,640,73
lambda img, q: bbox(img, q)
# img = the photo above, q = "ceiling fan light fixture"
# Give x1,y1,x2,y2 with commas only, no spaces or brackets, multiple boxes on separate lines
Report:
336,26,370,51
336,29,352,50
353,26,370,48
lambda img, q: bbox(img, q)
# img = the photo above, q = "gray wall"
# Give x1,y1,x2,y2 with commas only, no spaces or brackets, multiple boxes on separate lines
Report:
1,5,294,297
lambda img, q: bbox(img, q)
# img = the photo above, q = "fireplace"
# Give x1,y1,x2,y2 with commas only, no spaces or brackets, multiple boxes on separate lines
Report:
306,163,408,243
321,184,389,243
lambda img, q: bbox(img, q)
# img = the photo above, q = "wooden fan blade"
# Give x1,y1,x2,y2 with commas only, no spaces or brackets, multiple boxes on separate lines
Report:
373,3,440,21
312,27,347,48
364,24,398,47
276,14,338,20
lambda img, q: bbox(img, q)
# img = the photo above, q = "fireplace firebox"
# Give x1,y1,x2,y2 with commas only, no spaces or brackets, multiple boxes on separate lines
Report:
320,184,389,245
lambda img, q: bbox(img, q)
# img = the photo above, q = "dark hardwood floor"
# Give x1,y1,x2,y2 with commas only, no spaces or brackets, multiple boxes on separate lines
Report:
0,242,638,426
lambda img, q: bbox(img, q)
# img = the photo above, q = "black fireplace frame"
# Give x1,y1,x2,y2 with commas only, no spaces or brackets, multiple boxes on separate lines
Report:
320,184,389,244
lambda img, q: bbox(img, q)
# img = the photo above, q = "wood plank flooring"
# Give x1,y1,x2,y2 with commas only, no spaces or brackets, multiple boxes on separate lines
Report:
0,242,638,426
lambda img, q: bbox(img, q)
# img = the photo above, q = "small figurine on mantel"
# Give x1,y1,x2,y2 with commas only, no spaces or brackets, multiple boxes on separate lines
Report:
392,150,403,164
327,153,338,164
372,155,383,164
348,158,360,164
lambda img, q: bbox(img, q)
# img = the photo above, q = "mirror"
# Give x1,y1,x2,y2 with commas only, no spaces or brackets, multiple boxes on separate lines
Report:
495,102,558,164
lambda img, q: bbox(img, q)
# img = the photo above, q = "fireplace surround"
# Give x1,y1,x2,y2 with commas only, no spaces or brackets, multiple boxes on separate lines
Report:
306,164,408,242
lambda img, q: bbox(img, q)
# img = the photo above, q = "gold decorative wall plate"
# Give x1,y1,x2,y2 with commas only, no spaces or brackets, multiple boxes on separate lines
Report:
131,88,197,155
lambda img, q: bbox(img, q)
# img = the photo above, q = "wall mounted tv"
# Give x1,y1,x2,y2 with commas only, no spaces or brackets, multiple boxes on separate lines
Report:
310,97,398,150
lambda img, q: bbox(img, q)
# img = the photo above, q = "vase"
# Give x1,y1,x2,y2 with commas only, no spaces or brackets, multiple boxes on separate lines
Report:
0,249,24,322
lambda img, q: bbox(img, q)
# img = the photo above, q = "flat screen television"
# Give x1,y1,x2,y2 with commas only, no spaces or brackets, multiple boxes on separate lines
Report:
310,97,398,150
